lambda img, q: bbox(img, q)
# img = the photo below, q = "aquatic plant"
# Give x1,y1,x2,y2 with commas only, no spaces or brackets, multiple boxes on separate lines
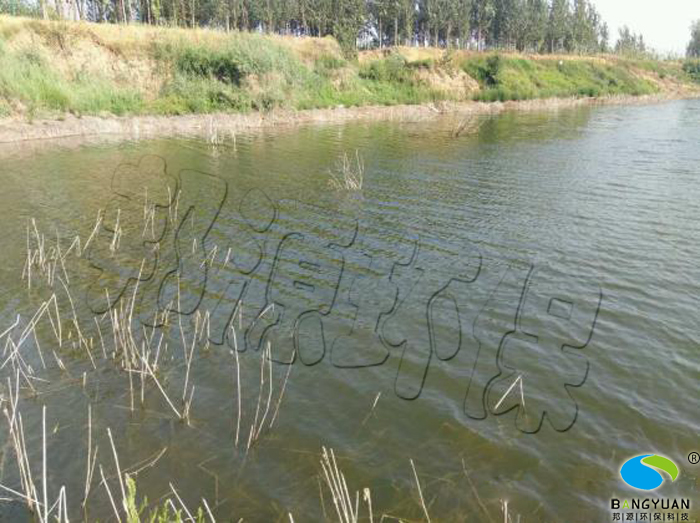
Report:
329,150,365,192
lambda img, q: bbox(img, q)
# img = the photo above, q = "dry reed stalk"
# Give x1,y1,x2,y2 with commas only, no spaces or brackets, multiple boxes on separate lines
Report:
183,384,196,424
110,209,123,253
56,486,68,522
461,458,493,523
95,317,108,359
494,375,524,412
107,427,128,518
42,405,48,523
169,482,195,521
253,342,274,440
269,347,294,429
246,342,267,452
83,405,99,507
8,294,66,370
99,464,122,523
200,245,219,269
124,446,167,476
0,315,20,344
231,324,242,448
2,372,39,514
320,446,359,523
363,488,374,523
82,210,104,253
202,497,216,522
329,150,365,191
142,356,182,420
361,392,381,426
410,459,431,523
182,311,202,403
173,190,181,225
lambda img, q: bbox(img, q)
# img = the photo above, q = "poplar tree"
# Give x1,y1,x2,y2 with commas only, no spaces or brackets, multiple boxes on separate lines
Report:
688,20,700,58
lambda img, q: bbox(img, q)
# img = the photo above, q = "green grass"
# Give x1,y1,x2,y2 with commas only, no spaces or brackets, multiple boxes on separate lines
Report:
0,44,144,116
0,16,695,119
460,54,660,102
151,44,445,114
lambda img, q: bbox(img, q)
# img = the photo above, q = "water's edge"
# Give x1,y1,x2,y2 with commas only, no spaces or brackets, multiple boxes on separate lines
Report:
1,92,697,146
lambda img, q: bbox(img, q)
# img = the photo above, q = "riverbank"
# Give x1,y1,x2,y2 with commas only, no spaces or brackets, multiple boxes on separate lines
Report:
0,15,698,144
0,91,697,145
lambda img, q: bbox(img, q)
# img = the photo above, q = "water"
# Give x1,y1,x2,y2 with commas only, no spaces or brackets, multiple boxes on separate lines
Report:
1,99,700,522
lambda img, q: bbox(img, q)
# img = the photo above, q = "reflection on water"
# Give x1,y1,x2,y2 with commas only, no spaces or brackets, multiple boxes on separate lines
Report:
1,100,700,521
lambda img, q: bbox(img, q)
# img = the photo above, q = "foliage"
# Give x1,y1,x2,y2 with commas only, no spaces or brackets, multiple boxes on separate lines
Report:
460,54,659,102
0,0,636,56
615,25,648,56
683,59,700,82
359,53,413,83
123,475,207,523
688,20,700,58
460,53,502,86
0,42,143,116
0,16,691,119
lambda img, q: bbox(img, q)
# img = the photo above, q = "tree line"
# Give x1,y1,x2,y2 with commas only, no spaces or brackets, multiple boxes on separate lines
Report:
688,20,700,58
0,0,673,57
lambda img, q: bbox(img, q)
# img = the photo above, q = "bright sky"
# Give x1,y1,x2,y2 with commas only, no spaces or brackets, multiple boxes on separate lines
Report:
593,0,699,56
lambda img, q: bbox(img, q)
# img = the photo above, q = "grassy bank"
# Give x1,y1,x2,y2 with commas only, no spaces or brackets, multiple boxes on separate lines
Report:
0,15,698,119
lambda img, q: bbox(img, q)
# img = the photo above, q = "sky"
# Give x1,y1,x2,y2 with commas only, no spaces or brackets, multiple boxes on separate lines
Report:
593,0,698,56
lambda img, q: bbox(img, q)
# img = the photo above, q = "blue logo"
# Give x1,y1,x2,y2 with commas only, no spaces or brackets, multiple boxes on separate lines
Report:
620,454,679,490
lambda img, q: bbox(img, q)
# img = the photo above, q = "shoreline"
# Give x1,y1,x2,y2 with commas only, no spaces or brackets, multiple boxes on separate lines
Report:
0,92,697,146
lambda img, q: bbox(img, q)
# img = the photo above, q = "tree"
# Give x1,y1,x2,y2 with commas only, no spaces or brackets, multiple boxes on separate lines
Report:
688,20,700,58
546,0,569,53
472,0,495,50
523,0,548,52
615,25,646,55
0,0,637,57
455,0,472,48
599,21,609,53
398,0,415,45
332,0,365,55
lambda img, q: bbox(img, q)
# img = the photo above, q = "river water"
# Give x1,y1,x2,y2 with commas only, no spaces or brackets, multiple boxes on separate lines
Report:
1,99,699,522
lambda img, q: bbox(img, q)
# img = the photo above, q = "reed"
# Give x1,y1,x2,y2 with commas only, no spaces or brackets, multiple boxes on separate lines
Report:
244,341,295,452
329,151,365,192
83,405,98,507
320,446,359,523
410,458,431,523
0,186,534,523
494,374,525,412
231,323,242,448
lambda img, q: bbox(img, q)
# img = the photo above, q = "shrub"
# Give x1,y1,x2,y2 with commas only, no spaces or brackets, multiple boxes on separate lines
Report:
460,54,502,87
359,53,412,83
407,58,434,70
315,53,347,78
175,46,244,84
683,60,700,82
484,54,502,86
